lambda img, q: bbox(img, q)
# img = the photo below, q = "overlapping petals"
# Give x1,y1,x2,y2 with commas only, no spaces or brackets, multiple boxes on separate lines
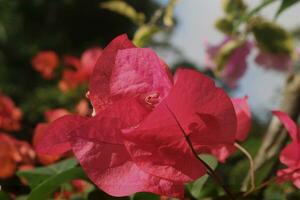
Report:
273,111,300,188
0,94,22,132
202,96,251,162
37,34,239,197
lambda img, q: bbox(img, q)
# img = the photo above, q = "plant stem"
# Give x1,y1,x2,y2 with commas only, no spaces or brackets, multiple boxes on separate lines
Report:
234,142,255,192
243,73,300,186
243,176,277,197
165,104,236,200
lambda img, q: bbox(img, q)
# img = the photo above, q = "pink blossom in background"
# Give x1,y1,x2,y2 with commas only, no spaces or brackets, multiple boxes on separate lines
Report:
204,37,252,88
59,48,102,92
81,47,103,74
201,96,252,162
0,94,22,132
37,34,240,197
31,51,59,79
273,111,300,188
232,96,252,142
255,51,293,71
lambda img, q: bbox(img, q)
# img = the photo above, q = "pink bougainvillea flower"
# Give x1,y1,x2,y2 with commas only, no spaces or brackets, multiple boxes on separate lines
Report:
0,133,35,179
59,48,102,92
37,34,238,197
255,51,292,71
232,96,252,142
204,37,252,88
0,94,22,132
31,51,59,79
33,108,70,165
203,96,251,162
81,47,103,74
273,111,300,188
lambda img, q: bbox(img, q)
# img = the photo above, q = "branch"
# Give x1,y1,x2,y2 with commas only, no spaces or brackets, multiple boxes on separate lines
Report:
243,72,300,187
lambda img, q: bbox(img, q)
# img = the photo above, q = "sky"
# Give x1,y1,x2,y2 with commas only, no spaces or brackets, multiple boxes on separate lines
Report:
155,0,300,120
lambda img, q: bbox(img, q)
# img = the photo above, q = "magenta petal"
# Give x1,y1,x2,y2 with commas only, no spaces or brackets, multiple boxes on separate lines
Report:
89,34,135,112
111,48,172,103
70,98,150,145
71,137,184,197
197,144,237,163
70,110,184,197
255,52,292,71
232,96,251,141
272,111,299,142
280,142,300,167
122,69,236,182
122,102,206,183
36,114,87,155
169,69,237,146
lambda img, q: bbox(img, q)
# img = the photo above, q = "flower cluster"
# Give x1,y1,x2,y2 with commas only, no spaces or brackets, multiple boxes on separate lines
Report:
31,48,102,92
0,94,22,132
204,37,298,88
37,34,251,197
273,111,300,188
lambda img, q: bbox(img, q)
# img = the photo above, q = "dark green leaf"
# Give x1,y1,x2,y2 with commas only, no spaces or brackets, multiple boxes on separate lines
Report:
275,0,300,19
222,0,247,19
27,167,87,200
187,154,218,199
263,183,286,200
250,18,294,54
17,158,78,189
0,191,11,200
215,17,234,34
233,0,276,31
130,192,160,200
100,1,145,25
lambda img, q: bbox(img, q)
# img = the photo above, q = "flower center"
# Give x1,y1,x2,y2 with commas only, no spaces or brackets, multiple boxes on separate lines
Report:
144,92,160,108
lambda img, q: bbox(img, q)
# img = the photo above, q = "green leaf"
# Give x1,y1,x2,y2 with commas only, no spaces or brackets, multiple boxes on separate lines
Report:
130,192,160,200
27,167,87,200
215,17,234,35
187,154,218,199
0,191,11,200
133,25,159,47
275,0,300,19
100,1,145,25
233,0,276,32
254,157,277,186
264,183,286,200
249,17,294,54
222,0,247,19
163,0,178,27
17,158,78,189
